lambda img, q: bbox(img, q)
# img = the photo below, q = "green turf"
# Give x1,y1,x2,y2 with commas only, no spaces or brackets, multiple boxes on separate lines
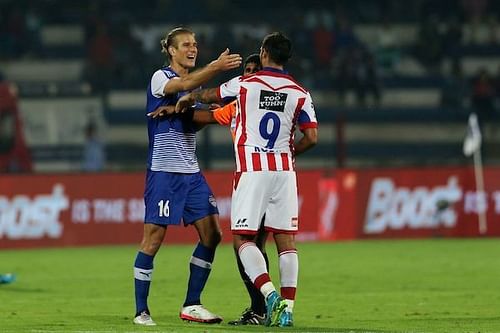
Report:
1,239,499,333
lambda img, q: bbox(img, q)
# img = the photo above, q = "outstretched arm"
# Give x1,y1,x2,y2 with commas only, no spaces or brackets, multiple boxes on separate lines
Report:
176,88,221,113
192,111,217,124
147,105,176,118
163,49,241,94
148,102,233,128
191,101,236,125
294,127,318,156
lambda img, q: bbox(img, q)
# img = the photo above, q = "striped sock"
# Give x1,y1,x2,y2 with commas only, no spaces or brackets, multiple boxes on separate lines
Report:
279,249,298,311
134,251,154,315
183,243,215,306
238,242,276,298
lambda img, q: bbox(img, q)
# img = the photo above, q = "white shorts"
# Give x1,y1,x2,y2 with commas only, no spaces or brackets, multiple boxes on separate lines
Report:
231,171,298,234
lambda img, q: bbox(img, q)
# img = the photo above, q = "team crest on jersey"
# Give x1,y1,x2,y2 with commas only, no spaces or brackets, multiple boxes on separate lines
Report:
208,195,217,207
259,90,288,112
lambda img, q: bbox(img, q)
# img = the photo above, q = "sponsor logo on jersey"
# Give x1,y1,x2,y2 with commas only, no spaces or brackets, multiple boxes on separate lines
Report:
259,90,288,112
235,218,249,228
163,69,177,79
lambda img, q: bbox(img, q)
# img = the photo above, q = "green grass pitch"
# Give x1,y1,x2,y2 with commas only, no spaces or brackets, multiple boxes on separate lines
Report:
1,239,499,333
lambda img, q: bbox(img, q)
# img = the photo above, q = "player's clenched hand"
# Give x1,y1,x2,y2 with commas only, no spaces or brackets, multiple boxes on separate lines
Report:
211,48,242,71
175,94,194,113
147,105,176,118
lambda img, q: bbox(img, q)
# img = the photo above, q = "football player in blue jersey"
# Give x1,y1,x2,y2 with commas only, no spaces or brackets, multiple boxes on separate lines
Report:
149,54,270,326
132,27,242,326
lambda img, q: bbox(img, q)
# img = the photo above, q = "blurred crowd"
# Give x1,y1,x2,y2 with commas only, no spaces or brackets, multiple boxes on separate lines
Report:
1,0,500,112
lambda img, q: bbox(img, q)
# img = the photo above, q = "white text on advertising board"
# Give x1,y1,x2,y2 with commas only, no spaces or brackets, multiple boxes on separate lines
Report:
71,198,144,223
0,184,68,239
364,177,462,233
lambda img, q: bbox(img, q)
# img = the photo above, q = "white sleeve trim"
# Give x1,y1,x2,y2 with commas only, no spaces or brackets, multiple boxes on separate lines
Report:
219,75,241,99
151,70,178,98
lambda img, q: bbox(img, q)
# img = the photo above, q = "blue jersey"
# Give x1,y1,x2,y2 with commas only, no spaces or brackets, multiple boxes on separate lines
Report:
146,66,199,173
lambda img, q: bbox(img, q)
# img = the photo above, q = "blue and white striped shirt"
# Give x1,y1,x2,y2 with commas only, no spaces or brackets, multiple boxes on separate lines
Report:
146,66,199,173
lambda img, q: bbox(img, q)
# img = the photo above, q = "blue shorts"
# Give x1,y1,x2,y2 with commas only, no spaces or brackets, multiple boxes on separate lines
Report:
144,170,219,226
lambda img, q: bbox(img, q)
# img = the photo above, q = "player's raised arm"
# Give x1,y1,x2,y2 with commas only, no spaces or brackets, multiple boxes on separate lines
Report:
164,49,242,95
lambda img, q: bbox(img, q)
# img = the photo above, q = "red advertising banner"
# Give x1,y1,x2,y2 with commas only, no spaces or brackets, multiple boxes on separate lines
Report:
321,167,500,240
1,173,149,248
0,171,323,248
1,167,499,248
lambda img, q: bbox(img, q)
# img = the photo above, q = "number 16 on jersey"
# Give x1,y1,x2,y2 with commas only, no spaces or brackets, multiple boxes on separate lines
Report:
158,199,170,217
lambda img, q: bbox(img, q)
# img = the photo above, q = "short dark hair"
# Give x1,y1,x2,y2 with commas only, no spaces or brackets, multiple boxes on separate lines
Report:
160,27,194,59
244,53,261,67
261,32,292,65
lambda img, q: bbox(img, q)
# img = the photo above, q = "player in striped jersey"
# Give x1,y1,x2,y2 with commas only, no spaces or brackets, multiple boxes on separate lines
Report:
175,32,318,327
214,54,270,326
133,27,242,326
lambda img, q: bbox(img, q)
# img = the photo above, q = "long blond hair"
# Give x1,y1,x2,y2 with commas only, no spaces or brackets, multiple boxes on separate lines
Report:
160,27,195,60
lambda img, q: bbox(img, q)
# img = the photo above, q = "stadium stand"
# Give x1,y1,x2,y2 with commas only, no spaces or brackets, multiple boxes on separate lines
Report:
0,0,499,172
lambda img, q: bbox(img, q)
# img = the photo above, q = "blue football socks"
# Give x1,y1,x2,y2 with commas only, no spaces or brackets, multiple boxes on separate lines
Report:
134,251,154,315
184,243,215,306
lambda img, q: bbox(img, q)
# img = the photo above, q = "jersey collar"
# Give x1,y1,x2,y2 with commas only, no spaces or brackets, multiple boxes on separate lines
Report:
261,67,288,75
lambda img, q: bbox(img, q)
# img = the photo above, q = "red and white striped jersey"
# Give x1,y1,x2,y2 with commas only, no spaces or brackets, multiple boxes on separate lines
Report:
218,68,318,172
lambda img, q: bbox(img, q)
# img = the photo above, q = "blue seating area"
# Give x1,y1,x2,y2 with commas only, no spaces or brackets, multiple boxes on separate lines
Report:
1,0,499,171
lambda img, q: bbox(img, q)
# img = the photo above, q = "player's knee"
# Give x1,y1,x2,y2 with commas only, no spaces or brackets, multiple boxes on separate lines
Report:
140,239,162,255
198,228,222,249
273,233,295,252
210,229,222,247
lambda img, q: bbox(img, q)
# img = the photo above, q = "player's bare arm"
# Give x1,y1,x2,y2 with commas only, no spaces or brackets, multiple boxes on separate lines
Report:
191,101,235,126
147,105,176,118
294,127,318,156
192,110,217,125
150,103,227,125
163,49,242,95
175,88,220,113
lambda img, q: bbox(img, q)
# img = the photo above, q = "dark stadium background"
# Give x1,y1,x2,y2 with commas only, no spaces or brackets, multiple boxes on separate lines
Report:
1,0,499,172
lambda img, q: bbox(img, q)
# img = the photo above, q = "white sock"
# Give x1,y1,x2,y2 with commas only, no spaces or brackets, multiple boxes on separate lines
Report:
238,242,268,283
284,299,295,312
239,242,276,298
260,281,275,299
279,249,298,309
